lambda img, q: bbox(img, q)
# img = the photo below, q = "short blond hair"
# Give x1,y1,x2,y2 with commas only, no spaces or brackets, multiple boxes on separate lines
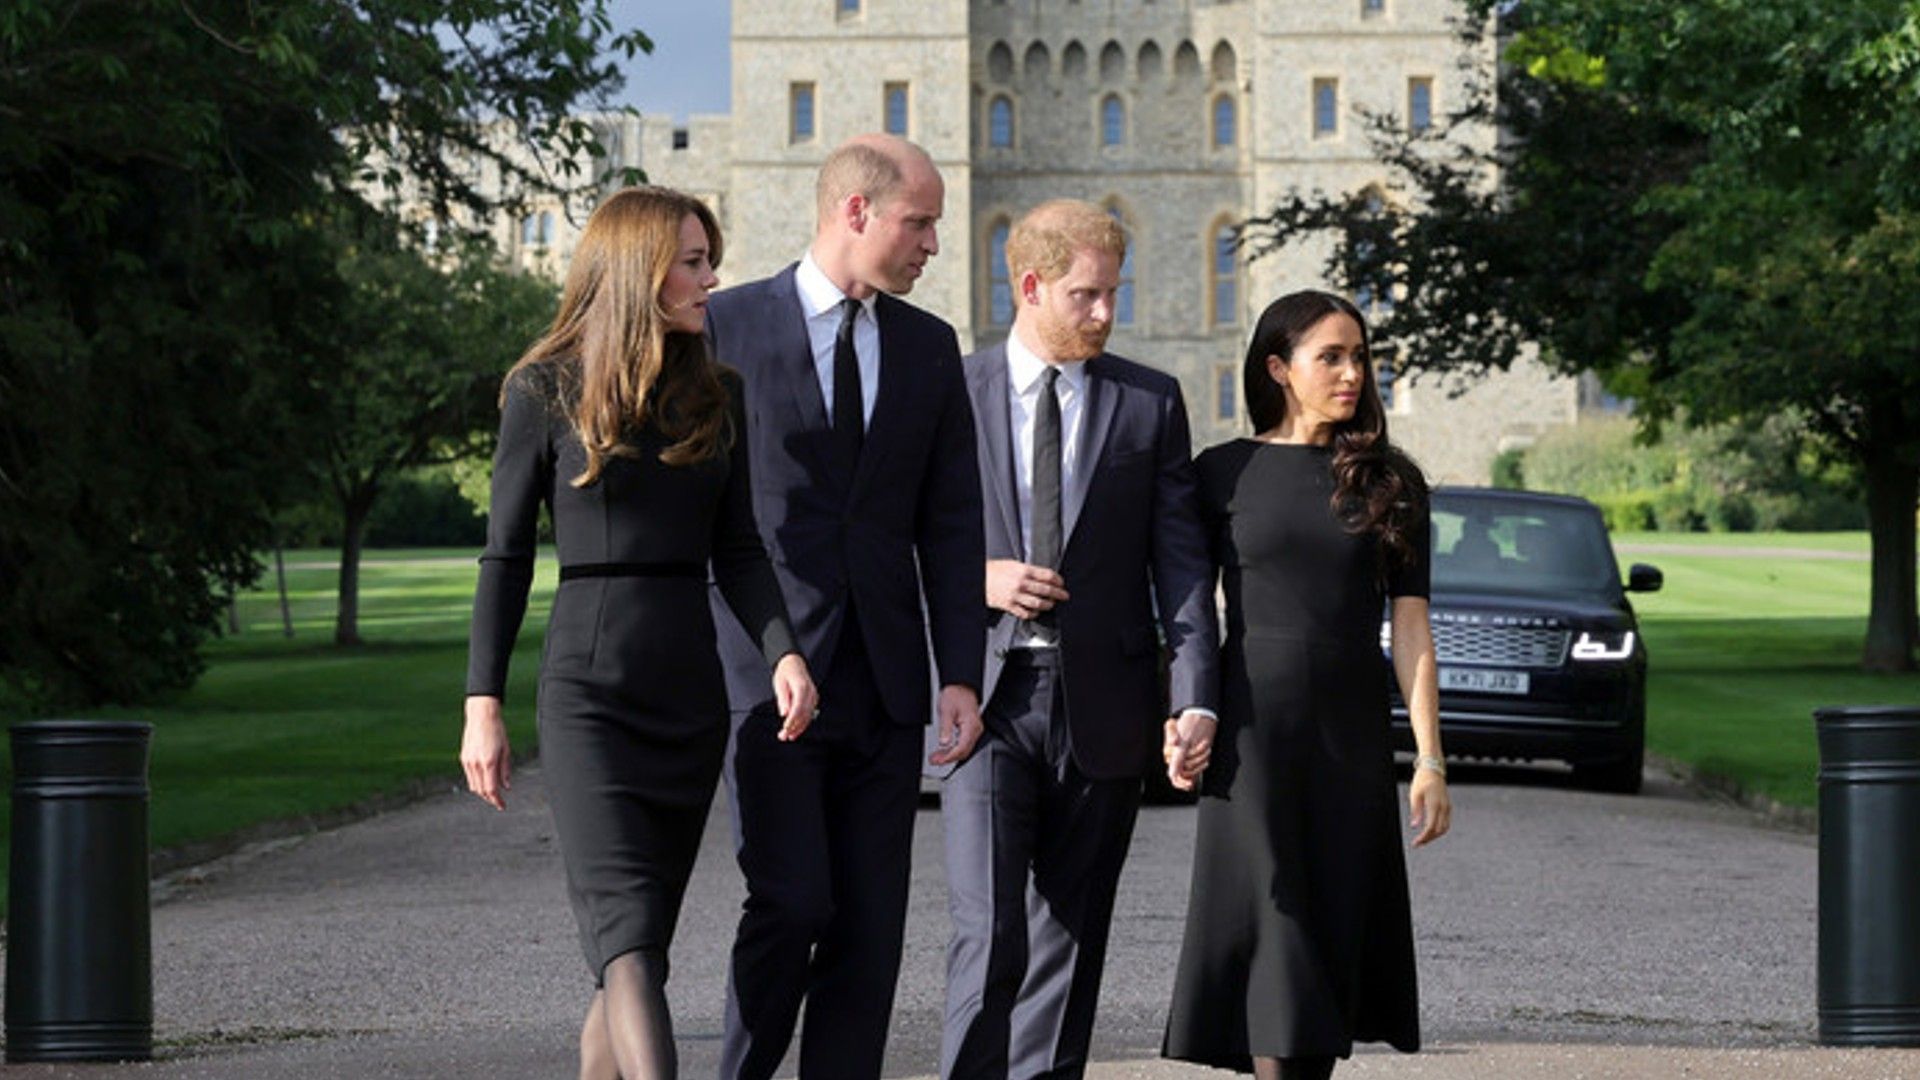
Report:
1005,200,1127,284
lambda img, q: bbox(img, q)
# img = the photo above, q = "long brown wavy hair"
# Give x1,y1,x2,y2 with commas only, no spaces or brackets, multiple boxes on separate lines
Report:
505,186,730,486
1243,290,1428,574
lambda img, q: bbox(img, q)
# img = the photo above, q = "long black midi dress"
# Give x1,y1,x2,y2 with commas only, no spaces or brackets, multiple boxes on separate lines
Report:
1163,439,1427,1070
466,361,796,982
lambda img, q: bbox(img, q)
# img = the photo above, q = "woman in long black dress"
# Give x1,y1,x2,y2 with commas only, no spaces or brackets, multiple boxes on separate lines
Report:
1163,290,1450,1080
460,187,817,1080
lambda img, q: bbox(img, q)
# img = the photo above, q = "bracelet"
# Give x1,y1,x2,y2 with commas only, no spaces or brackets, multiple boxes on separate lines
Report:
1414,753,1447,778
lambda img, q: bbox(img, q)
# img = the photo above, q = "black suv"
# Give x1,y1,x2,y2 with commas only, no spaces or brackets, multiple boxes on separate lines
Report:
1387,487,1663,794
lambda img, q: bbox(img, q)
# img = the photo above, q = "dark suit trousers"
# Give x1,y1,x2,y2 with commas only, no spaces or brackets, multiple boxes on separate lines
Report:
940,649,1142,1080
723,606,923,1080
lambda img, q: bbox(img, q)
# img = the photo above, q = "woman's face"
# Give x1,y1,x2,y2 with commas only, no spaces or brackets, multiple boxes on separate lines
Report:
661,213,720,334
1267,311,1367,432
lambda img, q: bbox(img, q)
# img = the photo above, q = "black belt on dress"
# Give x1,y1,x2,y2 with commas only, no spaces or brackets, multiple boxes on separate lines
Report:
558,561,704,581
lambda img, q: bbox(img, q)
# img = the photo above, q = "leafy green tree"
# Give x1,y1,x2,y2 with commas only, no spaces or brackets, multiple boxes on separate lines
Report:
312,225,554,645
1248,0,1920,671
0,0,645,707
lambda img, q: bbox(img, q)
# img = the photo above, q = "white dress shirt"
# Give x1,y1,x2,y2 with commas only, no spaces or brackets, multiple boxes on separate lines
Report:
1006,331,1087,649
794,252,879,426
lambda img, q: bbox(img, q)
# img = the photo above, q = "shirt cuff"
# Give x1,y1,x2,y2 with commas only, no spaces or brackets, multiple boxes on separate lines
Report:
1174,706,1217,722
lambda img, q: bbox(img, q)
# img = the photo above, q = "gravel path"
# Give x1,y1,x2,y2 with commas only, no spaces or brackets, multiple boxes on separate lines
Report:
6,762,1918,1077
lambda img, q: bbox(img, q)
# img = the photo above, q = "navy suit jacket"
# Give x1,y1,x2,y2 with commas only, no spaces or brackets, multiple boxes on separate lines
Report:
967,343,1219,780
707,265,985,726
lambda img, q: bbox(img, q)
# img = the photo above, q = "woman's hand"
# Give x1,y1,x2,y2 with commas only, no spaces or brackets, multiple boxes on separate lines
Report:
772,652,818,742
460,695,512,811
1163,711,1217,792
1408,766,1451,847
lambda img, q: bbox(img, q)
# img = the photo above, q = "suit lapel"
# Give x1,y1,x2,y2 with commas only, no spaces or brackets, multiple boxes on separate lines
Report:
1065,354,1121,546
970,344,1021,558
768,267,831,433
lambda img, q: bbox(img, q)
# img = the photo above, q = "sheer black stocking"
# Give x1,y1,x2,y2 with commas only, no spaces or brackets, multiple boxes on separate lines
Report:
581,948,676,1079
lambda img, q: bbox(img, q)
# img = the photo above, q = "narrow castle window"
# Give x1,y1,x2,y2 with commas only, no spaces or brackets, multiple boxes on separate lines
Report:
791,83,816,143
885,82,910,136
1216,363,1237,421
1107,203,1136,326
1210,221,1238,326
1409,77,1433,133
989,220,1012,325
1213,95,1236,148
1101,94,1126,147
1313,78,1339,137
990,96,1015,148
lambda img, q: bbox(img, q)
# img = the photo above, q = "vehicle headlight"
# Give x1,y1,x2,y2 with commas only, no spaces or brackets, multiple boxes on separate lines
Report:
1570,629,1636,662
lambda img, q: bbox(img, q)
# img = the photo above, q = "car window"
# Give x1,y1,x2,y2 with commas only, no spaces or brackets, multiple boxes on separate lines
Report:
1430,495,1620,600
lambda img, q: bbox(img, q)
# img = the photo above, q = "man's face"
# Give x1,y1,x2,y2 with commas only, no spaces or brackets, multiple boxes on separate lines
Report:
853,163,943,295
1024,247,1121,362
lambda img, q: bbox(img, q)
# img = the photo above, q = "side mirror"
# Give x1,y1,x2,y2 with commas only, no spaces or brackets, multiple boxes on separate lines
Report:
1626,563,1663,593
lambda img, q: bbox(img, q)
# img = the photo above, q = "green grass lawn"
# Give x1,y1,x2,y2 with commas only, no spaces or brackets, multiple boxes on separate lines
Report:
1,535,1913,914
1624,533,1917,809
0,548,554,911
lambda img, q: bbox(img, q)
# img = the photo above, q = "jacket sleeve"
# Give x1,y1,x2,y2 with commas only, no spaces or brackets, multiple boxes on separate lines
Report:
465,371,553,699
1150,381,1221,715
914,326,988,696
711,373,800,669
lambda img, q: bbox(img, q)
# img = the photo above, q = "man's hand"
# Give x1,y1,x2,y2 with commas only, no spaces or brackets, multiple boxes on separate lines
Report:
985,559,1069,620
1161,710,1217,792
929,684,984,766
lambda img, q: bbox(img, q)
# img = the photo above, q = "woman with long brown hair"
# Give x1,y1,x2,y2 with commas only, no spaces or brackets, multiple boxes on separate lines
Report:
460,186,816,1079
1162,290,1450,1080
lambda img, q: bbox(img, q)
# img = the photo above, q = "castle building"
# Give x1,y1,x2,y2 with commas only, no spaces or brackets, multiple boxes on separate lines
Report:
488,0,1586,483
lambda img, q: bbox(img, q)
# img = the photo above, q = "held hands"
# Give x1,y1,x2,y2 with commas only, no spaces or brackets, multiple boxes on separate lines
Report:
1408,764,1452,847
929,684,984,766
986,559,1069,620
1162,710,1217,791
460,695,512,810
772,652,819,742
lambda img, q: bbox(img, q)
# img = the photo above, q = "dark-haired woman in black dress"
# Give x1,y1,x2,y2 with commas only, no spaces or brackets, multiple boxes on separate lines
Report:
461,187,816,1080
1163,290,1450,1080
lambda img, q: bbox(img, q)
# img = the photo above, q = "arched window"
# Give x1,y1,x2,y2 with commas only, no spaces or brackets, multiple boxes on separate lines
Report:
1210,221,1238,326
1212,95,1236,148
1101,94,1125,147
988,220,1013,326
520,214,537,246
1107,203,1135,326
1408,77,1433,133
1313,78,1338,136
538,211,555,246
989,96,1015,148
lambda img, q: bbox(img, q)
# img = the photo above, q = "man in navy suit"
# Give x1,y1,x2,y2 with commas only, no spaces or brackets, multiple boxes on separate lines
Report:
939,200,1220,1079
706,134,986,1080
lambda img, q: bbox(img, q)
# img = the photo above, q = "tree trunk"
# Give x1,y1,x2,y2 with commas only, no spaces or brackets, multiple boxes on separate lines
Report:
1861,435,1918,673
335,488,377,647
275,544,294,638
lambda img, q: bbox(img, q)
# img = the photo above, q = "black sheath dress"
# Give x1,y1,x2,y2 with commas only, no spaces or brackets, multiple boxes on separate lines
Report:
1163,439,1427,1069
466,361,796,982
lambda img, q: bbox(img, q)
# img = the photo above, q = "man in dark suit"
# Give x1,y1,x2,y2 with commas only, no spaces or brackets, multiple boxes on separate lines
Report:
706,134,986,1080
940,200,1220,1079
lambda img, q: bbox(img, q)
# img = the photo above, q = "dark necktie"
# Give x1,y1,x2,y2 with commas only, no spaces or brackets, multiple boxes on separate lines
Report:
832,298,864,463
1030,366,1063,580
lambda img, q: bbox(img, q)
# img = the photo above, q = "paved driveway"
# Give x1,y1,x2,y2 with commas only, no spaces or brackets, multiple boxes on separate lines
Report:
5,763,1918,1078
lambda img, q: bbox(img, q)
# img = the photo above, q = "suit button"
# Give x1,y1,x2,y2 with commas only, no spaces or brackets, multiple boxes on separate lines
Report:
993,647,1008,659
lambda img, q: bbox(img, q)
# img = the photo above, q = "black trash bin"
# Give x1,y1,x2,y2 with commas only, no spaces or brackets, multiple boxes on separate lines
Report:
1817,705,1920,1047
5,720,153,1062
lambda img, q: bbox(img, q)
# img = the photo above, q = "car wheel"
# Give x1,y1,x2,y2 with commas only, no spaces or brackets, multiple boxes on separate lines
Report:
1574,743,1645,795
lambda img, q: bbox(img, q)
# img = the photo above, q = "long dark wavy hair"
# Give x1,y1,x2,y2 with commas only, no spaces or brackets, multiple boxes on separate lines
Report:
1243,290,1428,575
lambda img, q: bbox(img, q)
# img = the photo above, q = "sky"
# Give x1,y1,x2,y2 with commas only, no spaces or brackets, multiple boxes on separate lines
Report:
612,2,732,121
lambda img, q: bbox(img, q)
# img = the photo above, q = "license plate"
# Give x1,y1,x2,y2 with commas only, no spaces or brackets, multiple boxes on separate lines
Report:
1441,668,1530,695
